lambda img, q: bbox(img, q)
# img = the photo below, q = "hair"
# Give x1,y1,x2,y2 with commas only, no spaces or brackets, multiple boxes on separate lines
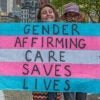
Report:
37,4,59,22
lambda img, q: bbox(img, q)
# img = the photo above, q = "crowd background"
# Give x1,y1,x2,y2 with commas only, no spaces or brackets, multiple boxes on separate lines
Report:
0,0,100,23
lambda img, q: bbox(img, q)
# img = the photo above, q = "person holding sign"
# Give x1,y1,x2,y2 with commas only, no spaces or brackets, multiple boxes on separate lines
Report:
61,2,87,100
37,4,59,22
61,2,84,22
32,4,61,100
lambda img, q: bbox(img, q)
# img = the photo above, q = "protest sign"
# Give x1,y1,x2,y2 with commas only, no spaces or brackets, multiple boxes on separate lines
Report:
0,22,100,93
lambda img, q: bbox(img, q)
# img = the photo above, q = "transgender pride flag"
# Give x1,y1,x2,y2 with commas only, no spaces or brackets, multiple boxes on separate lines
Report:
0,22,100,93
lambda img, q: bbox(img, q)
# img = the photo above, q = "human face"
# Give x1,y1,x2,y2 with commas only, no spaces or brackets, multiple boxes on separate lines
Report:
41,6,55,22
65,12,79,22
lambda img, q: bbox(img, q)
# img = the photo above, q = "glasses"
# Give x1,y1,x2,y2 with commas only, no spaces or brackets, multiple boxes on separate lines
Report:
65,12,79,22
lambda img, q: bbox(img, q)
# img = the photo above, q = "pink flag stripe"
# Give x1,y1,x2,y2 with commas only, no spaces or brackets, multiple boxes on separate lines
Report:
0,62,100,79
0,36,100,50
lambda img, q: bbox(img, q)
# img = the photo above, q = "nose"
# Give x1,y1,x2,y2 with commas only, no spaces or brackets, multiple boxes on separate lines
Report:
47,11,51,15
72,17,75,21
71,17,76,22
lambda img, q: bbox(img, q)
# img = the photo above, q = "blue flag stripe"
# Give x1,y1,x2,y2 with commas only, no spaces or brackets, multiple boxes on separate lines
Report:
0,76,100,93
0,23,100,36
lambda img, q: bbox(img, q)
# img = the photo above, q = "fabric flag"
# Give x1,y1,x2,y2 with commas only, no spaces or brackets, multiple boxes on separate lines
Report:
0,22,100,93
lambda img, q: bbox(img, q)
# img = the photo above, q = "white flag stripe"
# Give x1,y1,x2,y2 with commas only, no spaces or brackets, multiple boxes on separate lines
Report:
0,49,100,64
